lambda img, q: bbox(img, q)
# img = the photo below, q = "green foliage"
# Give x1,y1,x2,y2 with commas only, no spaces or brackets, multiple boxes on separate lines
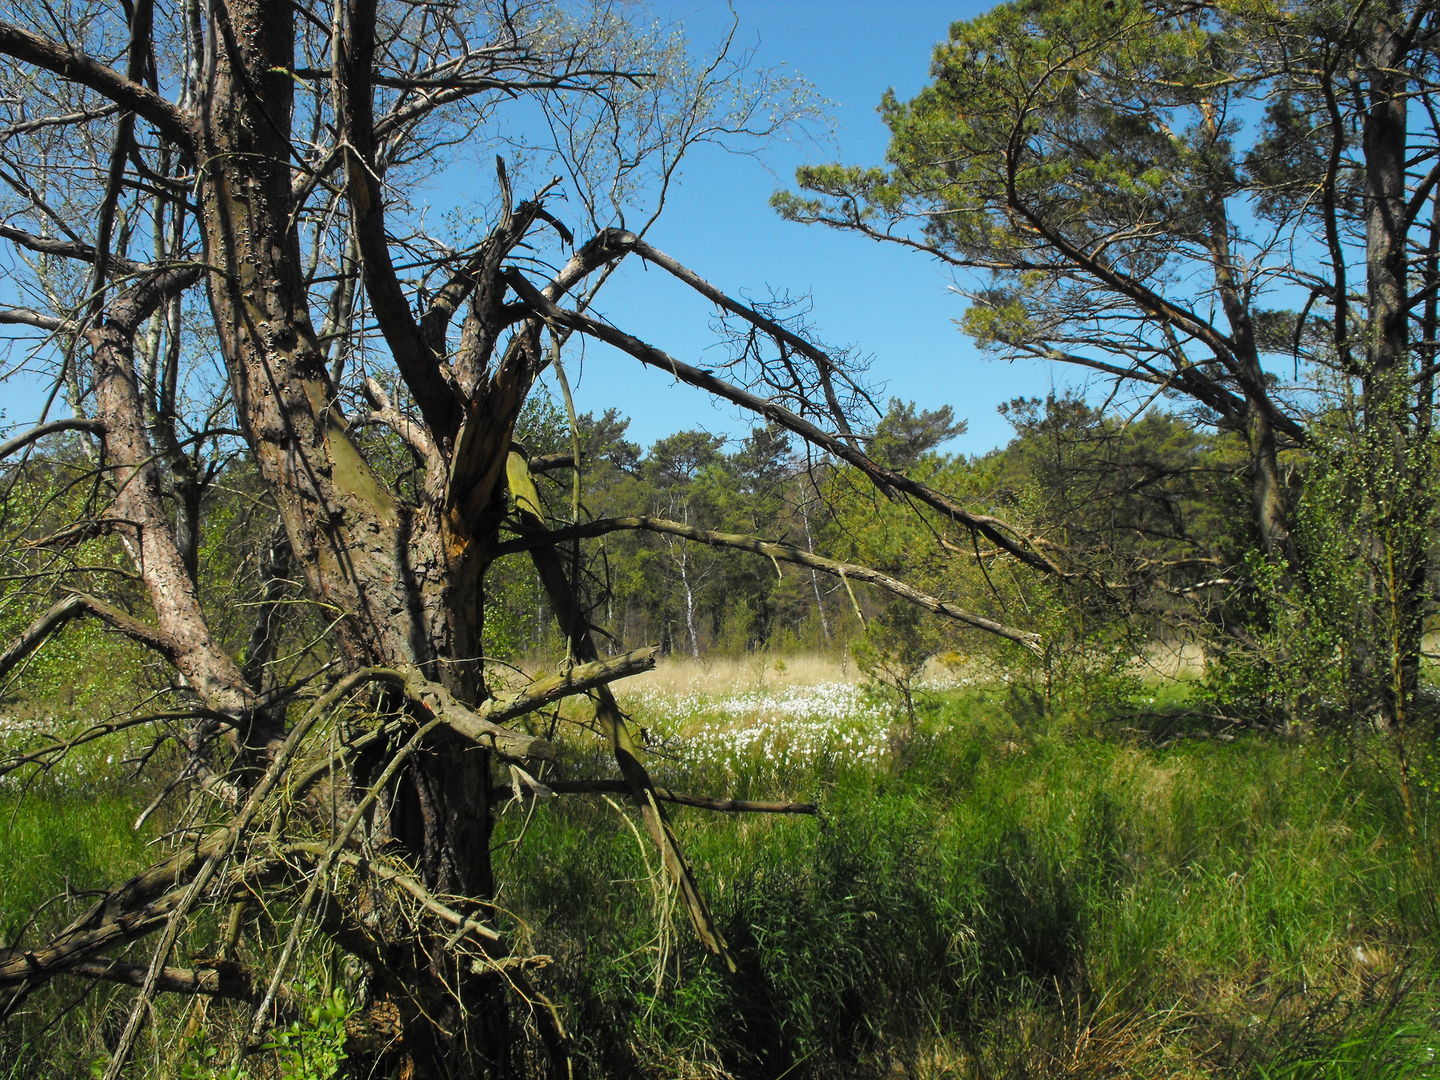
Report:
0,781,156,1077
0,786,151,942
782,0,1234,265
851,601,941,755
179,984,352,1080
870,399,966,470
780,0,1440,734
8,665,1440,1079
495,681,1440,1080
0,447,152,715
1202,402,1440,730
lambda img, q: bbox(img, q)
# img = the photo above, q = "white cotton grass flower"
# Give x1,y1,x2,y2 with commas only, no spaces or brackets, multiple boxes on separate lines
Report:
0,713,142,791
621,679,898,783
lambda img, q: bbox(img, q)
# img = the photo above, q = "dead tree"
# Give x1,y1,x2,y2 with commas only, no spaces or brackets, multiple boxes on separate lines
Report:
0,1,1053,1075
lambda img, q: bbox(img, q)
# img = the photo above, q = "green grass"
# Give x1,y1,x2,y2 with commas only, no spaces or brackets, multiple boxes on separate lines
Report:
4,681,1438,1078
0,737,165,1077
0,785,151,942
496,688,1440,1079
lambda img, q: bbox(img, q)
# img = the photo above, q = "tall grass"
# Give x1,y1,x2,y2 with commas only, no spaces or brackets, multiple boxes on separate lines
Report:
3,674,1438,1078
0,725,162,1075
498,684,1440,1079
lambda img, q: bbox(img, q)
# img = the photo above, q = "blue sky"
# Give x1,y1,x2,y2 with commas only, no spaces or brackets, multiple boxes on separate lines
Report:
562,0,1061,455
3,0,1071,456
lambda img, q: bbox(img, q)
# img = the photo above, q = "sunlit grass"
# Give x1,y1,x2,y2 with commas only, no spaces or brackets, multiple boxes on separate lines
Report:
0,786,150,942
5,670,1439,1079
505,673,1440,1080
0,712,159,943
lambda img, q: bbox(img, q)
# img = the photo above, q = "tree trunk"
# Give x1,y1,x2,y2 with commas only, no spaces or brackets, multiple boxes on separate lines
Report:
1361,1,1425,728
191,1,514,1071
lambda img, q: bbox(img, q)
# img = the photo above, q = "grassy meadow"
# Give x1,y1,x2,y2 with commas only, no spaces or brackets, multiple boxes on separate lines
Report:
3,655,1440,1078
498,656,1440,1079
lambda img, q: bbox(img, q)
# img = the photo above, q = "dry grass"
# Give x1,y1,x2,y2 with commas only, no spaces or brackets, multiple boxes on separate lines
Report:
1132,640,1208,680
619,652,860,697
897,998,1203,1080
617,651,992,701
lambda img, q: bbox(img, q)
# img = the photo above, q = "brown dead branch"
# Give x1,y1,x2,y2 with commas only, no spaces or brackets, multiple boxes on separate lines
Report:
505,452,736,970
507,266,1067,577
526,452,577,473
546,780,816,814
0,418,105,460
64,956,279,1003
0,20,195,148
0,592,184,686
0,709,226,780
496,516,1042,653
368,646,663,760
0,843,297,993
286,844,503,944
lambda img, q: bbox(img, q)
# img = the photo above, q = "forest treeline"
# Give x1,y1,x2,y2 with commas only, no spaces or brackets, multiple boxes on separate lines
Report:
490,388,1406,734
3,0,1440,1074
490,395,1217,660
4,386,1319,729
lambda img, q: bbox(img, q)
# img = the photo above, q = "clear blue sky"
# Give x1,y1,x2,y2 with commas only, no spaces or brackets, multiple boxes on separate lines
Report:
561,0,1061,455
3,1,1072,456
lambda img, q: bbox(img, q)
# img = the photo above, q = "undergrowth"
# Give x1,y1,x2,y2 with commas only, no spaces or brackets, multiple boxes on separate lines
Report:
497,688,1440,1079
3,682,1439,1078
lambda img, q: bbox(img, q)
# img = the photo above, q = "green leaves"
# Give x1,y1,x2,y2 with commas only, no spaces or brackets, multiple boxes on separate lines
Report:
784,0,1249,271
961,289,1037,349
179,983,352,1080
771,166,895,224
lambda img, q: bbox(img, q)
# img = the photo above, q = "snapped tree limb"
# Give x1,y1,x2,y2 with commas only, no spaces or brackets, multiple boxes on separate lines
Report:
507,268,1066,577
496,516,1042,653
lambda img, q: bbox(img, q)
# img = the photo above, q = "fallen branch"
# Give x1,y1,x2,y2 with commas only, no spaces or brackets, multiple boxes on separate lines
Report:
372,645,661,760
497,516,1042,653
506,452,736,970
547,780,816,814
65,956,279,1003
286,843,502,943
0,846,295,991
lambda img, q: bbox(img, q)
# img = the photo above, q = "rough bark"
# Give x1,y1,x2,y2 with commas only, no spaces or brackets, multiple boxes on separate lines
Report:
0,2,1066,1074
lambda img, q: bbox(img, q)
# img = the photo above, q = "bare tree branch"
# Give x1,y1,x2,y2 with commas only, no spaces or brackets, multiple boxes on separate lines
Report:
0,223,147,273
0,21,193,148
546,780,817,814
507,269,1067,577
334,0,462,441
0,307,72,332
0,592,183,685
0,418,104,460
497,516,1042,652
64,956,278,1003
